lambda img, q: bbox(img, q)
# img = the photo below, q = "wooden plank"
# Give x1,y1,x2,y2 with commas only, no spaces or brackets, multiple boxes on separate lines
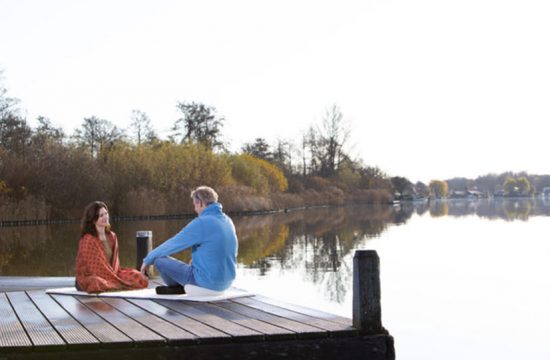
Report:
6,291,66,350
0,277,75,292
233,297,357,336
26,290,98,349
128,299,230,343
0,292,33,351
253,294,353,326
193,302,295,340
101,297,196,345
216,300,327,339
75,296,164,346
51,294,134,348
157,300,265,342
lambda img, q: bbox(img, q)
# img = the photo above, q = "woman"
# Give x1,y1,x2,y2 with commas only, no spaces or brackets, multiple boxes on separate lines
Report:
75,201,148,293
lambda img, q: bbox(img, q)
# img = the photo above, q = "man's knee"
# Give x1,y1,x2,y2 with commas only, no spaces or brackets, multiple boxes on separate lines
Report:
153,257,169,270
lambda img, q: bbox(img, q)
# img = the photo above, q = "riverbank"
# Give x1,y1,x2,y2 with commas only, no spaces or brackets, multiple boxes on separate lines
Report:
0,187,392,226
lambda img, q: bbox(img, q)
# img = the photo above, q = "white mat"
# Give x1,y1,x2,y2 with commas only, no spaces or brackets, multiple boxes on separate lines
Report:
46,285,252,302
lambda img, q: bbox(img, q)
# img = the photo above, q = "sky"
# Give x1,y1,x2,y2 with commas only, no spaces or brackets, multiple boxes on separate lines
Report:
1,0,550,183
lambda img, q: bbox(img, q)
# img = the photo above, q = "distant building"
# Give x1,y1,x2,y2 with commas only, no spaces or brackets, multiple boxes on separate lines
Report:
449,189,484,199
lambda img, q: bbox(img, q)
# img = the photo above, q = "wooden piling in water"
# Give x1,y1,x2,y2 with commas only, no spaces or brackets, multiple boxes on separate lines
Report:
353,250,384,335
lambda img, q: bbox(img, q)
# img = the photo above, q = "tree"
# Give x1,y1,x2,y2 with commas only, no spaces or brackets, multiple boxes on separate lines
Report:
129,109,156,145
391,176,414,196
317,104,350,177
503,176,531,196
0,73,29,155
429,180,448,198
242,138,271,160
272,139,294,174
301,104,350,177
415,181,430,197
359,166,391,189
33,116,65,146
516,176,531,195
503,177,517,196
0,114,32,155
72,116,125,158
0,70,19,120
172,102,224,150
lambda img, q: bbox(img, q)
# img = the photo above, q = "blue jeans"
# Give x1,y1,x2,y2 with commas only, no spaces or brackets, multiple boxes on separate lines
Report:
154,256,197,287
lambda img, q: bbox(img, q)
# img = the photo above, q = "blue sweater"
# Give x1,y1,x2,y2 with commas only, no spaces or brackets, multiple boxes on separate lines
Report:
143,203,238,291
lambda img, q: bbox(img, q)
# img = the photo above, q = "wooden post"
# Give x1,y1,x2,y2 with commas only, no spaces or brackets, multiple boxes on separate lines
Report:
353,250,383,335
136,230,152,270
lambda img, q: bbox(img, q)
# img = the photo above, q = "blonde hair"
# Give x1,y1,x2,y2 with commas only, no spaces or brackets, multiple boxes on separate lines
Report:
191,186,218,205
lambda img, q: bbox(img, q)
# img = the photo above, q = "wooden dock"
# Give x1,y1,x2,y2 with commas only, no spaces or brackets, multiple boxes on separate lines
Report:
0,251,394,360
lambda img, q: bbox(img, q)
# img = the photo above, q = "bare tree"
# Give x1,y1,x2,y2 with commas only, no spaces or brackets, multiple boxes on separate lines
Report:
301,104,350,177
72,116,125,158
0,70,19,120
171,102,224,150
272,138,294,174
318,104,350,177
0,114,32,155
242,137,271,160
129,109,156,145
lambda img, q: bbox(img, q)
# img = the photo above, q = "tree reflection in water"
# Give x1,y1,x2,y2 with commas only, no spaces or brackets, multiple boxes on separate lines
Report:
1,199,549,284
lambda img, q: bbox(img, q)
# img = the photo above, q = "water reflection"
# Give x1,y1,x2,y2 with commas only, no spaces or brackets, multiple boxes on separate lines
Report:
1,199,548,278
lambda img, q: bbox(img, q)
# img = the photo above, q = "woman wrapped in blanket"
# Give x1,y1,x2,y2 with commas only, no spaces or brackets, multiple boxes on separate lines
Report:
75,201,148,293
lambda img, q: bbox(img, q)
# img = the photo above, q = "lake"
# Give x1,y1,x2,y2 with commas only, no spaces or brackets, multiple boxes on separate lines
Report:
1,198,549,359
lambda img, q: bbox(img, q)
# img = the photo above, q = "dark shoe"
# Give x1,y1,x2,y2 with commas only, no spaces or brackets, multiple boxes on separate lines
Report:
155,285,185,295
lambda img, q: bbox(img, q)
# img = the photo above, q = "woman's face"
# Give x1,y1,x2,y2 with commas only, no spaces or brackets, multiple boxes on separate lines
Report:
94,207,110,229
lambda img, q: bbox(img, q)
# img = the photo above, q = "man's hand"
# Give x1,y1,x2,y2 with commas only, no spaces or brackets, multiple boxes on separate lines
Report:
140,263,149,277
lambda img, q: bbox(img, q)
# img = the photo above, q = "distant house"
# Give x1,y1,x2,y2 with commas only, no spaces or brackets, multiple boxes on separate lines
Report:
449,189,484,199
494,190,505,197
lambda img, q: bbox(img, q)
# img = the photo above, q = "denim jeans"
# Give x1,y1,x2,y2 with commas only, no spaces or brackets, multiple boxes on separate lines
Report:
154,256,197,287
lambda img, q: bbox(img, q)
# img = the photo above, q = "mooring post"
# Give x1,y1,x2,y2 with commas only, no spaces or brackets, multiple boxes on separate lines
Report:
136,230,153,270
353,249,383,335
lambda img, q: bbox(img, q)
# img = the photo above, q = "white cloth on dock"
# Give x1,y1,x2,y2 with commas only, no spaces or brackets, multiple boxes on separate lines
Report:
46,285,252,302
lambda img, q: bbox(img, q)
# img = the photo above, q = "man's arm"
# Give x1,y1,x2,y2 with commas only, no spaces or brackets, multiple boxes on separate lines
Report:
141,218,203,267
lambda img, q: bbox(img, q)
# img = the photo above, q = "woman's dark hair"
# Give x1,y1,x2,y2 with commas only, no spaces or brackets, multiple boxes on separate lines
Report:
80,201,111,237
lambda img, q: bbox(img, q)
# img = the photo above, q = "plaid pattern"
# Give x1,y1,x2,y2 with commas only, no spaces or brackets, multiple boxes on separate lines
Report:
75,232,148,293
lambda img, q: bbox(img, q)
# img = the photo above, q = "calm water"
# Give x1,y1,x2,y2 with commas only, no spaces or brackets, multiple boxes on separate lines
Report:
1,199,549,359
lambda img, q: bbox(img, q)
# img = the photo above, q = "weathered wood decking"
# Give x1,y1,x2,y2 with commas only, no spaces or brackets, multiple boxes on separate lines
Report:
0,278,394,360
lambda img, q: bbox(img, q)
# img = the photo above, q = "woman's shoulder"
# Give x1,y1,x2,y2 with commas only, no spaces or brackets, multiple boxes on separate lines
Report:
80,233,95,241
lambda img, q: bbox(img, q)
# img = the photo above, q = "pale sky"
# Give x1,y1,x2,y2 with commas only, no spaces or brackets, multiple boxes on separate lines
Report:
1,0,549,183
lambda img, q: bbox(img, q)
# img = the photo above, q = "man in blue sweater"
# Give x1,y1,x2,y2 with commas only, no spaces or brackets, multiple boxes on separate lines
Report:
140,186,238,294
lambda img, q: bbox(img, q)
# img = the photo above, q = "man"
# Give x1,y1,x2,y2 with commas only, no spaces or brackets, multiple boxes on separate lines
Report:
140,186,238,294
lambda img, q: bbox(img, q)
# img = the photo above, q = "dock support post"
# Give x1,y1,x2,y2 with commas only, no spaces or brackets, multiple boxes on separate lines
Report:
353,250,383,335
136,230,152,270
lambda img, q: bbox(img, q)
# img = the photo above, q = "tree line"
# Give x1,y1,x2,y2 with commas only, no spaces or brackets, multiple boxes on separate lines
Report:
0,74,397,220
4,72,541,221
